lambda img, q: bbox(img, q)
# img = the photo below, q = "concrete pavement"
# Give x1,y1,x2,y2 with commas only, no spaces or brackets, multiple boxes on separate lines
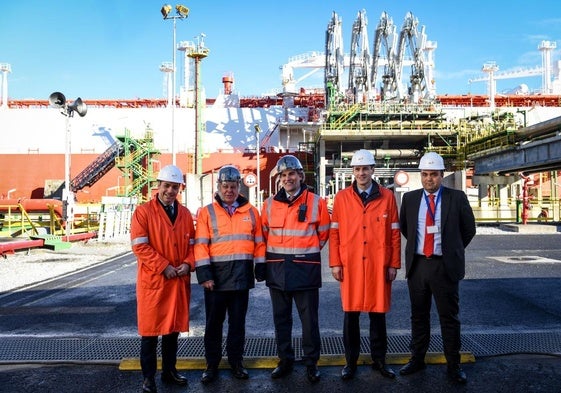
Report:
0,231,560,392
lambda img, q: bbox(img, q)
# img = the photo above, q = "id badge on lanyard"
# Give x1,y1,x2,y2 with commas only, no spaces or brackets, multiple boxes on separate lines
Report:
425,190,441,234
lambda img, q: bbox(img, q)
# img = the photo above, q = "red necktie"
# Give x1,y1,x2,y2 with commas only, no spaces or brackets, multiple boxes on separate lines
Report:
423,194,435,257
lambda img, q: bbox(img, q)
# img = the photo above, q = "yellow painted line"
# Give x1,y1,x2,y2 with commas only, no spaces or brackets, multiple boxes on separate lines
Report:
119,351,474,371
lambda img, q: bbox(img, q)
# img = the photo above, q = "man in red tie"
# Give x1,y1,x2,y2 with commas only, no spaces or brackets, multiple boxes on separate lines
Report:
423,193,436,257
398,152,476,385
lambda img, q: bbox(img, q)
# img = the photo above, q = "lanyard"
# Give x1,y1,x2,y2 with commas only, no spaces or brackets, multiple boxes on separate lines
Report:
424,188,441,222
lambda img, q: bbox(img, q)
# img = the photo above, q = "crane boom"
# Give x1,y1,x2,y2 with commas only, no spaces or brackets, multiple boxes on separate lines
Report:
348,9,371,103
371,12,396,99
325,11,345,107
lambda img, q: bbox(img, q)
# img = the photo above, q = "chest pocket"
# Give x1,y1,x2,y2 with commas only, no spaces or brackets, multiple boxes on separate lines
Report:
269,204,288,228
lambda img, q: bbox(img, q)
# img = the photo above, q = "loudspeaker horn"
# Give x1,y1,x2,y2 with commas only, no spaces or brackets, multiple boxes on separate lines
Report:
68,97,87,117
49,92,66,108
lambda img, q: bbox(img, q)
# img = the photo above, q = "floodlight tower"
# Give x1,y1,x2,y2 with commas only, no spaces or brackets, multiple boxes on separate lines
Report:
482,61,499,110
539,40,556,94
48,92,87,240
161,4,189,166
424,41,437,99
186,33,209,175
0,63,11,109
177,40,196,107
159,61,174,106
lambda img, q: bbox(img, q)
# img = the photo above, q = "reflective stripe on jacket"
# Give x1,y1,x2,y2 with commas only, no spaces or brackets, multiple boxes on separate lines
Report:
131,197,196,336
260,186,330,291
195,195,265,290
329,183,401,313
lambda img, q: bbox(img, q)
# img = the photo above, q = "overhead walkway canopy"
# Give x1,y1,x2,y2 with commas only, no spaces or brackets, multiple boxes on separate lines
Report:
470,115,561,175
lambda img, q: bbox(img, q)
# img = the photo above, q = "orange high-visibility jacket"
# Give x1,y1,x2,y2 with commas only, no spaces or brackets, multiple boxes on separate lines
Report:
261,187,330,291
131,198,195,336
329,183,401,313
194,196,265,290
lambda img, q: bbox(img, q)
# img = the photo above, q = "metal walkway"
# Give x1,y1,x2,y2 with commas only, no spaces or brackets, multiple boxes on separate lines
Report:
1,332,559,368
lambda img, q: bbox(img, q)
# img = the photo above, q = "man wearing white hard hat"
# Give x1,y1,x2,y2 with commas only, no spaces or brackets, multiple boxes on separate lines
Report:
131,164,196,393
399,152,475,384
329,149,401,380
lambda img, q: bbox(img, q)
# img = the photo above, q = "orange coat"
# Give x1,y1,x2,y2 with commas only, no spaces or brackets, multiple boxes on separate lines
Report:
194,197,266,290
131,198,195,336
329,184,401,313
260,187,330,290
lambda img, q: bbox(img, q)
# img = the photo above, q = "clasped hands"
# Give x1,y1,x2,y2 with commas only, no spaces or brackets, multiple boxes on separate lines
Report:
163,263,191,279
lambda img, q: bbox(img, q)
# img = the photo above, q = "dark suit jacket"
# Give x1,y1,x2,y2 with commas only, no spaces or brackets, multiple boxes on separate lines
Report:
400,186,476,282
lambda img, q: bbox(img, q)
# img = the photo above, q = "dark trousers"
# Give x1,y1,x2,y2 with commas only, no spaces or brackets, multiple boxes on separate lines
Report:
204,289,249,367
343,311,388,365
407,255,461,366
140,332,179,378
269,287,320,366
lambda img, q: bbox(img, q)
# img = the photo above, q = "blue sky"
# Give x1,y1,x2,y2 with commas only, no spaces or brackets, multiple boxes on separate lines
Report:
1,0,560,100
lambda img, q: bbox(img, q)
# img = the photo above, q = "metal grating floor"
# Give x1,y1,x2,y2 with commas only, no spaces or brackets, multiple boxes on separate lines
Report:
0,332,560,363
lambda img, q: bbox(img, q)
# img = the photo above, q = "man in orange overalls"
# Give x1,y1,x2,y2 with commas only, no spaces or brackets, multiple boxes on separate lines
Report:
329,149,401,381
131,165,196,393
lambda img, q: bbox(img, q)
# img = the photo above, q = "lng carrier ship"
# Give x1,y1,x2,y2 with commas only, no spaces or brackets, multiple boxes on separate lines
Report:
1,9,561,249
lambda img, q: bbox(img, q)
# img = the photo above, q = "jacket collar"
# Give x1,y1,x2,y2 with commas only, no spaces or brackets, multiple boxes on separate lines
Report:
352,180,380,201
274,183,308,203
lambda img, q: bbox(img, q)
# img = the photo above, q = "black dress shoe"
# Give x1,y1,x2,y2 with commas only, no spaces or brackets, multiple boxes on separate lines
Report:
372,359,396,379
341,364,356,380
399,359,426,375
161,370,188,385
201,367,218,384
231,362,249,379
306,365,321,383
271,361,293,379
448,365,467,384
142,377,157,393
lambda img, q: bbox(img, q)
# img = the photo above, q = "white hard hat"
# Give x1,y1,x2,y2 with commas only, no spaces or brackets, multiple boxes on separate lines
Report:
157,165,184,184
350,149,375,166
418,152,445,170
